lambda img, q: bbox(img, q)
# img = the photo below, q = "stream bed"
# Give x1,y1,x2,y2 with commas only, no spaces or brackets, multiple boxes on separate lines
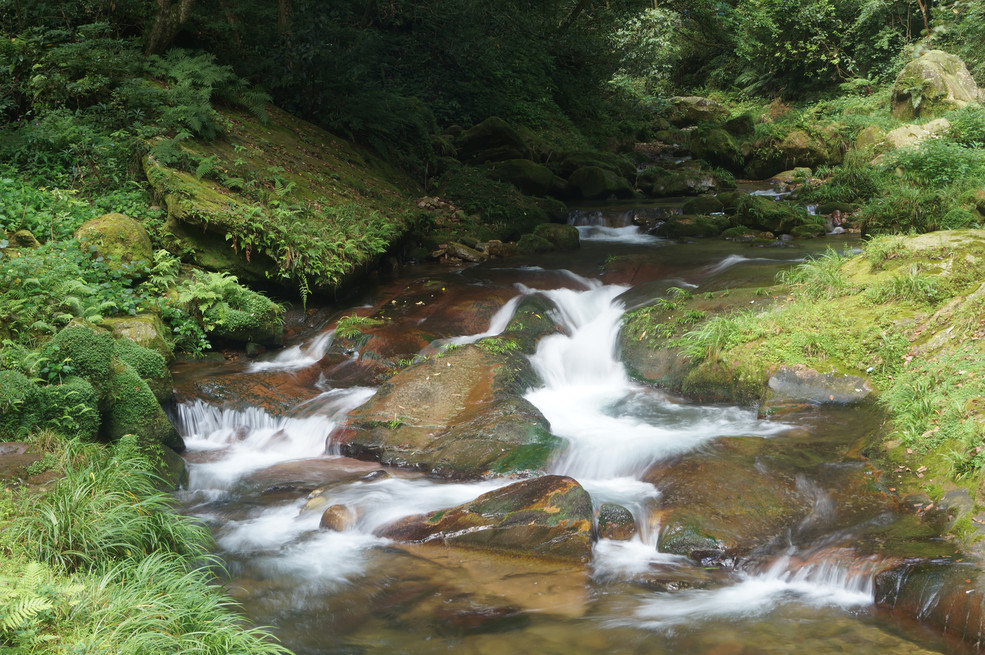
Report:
173,202,975,654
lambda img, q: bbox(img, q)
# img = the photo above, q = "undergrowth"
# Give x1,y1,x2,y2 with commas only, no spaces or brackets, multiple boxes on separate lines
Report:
0,436,289,654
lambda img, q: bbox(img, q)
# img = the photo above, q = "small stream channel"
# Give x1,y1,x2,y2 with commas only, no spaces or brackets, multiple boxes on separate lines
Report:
173,199,975,654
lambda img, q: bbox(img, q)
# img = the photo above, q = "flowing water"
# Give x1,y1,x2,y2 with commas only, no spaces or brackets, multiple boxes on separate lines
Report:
175,204,972,654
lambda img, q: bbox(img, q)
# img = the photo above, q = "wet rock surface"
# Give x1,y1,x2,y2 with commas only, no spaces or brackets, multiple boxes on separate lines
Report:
330,344,556,477
378,475,595,562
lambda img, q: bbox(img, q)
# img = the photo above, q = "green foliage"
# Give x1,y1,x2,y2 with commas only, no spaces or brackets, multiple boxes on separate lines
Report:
882,346,985,475
13,438,206,573
478,337,522,355
435,167,547,241
335,315,384,340
945,105,985,148
884,139,985,187
40,326,114,386
0,438,289,654
778,248,859,299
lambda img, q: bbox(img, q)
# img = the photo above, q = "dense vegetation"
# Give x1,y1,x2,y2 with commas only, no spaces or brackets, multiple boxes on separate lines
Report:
4,0,985,651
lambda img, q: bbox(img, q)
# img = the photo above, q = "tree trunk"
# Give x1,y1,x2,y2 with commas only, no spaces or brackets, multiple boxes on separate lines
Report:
278,0,294,36
145,0,197,55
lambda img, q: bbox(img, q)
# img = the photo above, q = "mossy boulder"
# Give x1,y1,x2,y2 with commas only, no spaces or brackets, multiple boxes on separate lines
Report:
101,314,174,364
884,118,950,150
104,360,183,450
0,370,42,439
640,164,718,197
667,97,729,126
567,166,635,200
777,130,830,169
855,125,886,150
193,277,284,346
74,213,153,272
891,50,980,120
734,196,812,234
689,128,743,172
654,214,730,239
649,439,813,562
41,326,115,393
378,475,595,562
10,230,40,248
516,233,555,254
487,159,565,197
331,344,556,478
723,113,755,137
555,152,637,180
113,338,173,404
682,195,724,215
456,117,530,162
532,223,579,250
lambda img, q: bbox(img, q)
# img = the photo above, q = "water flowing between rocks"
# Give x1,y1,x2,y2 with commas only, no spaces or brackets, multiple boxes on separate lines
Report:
174,203,974,654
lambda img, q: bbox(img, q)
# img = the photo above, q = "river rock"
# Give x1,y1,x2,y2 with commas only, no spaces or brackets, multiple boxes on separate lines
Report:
320,504,357,531
597,503,636,541
883,118,951,152
445,241,487,262
101,314,175,363
488,159,565,197
760,364,871,414
689,128,743,172
681,194,724,215
75,213,153,272
566,166,636,201
532,223,579,250
555,152,637,180
640,163,718,197
648,439,813,563
456,117,530,162
667,96,729,126
891,50,980,120
330,343,559,478
377,475,595,562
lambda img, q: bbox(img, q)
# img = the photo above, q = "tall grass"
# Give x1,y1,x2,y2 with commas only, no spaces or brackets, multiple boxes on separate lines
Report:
2,437,290,654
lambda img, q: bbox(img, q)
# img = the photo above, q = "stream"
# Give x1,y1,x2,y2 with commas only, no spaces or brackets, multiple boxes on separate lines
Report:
173,201,974,655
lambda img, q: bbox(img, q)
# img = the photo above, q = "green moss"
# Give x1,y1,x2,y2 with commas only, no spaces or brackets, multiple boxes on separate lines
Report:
516,233,554,254
490,429,564,474
38,376,100,442
113,338,172,404
41,326,114,389
104,361,182,449
0,370,42,439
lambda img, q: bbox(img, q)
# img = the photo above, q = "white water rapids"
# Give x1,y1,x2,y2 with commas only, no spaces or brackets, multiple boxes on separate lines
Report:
177,255,881,635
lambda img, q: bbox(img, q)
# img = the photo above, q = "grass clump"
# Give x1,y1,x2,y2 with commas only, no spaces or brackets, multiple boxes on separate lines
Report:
0,437,289,654
335,314,384,340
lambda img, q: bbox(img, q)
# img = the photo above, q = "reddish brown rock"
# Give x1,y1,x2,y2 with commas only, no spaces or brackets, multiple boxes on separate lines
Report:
378,475,595,562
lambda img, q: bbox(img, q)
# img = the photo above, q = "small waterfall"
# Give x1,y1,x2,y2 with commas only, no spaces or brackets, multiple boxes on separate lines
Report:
567,208,665,244
524,273,786,482
247,329,336,373
628,551,876,631
177,387,373,489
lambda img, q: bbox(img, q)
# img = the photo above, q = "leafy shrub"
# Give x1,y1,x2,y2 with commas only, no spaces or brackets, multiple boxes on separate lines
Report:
884,139,985,187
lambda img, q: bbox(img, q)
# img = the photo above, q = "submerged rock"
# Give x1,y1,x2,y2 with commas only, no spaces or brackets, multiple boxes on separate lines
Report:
377,475,595,562
761,364,871,415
